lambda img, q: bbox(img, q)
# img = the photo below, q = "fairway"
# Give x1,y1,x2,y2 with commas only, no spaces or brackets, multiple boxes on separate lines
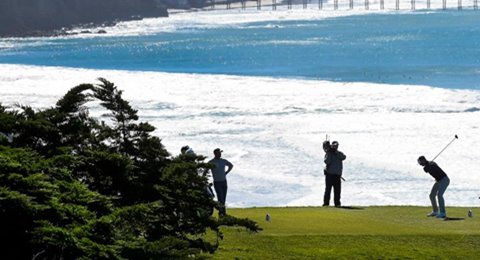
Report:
211,207,480,259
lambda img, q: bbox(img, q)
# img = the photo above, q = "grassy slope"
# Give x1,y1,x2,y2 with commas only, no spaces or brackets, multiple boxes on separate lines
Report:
211,207,480,259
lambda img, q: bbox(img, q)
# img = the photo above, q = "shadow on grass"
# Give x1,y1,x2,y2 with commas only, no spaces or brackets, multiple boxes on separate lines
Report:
337,206,365,210
444,217,465,221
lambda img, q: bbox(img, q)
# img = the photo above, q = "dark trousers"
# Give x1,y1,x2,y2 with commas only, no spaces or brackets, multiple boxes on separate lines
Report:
214,180,228,216
324,174,341,206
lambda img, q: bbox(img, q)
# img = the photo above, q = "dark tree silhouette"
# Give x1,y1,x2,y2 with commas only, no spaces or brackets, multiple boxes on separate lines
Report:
0,79,260,259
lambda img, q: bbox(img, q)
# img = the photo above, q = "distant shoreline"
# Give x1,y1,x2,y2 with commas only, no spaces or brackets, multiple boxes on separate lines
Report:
2,20,126,38
0,0,170,38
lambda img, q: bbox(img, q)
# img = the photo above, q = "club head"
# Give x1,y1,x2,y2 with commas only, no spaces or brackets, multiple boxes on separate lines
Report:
454,134,458,139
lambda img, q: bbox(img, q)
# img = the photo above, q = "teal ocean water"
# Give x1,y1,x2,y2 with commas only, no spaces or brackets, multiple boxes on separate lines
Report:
1,11,479,89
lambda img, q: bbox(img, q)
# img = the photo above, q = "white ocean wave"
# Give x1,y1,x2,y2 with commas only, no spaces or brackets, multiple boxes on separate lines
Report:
365,34,418,43
1,64,479,207
0,42,15,49
0,0,473,42
253,39,323,45
85,8,389,37
58,4,413,38
66,0,473,39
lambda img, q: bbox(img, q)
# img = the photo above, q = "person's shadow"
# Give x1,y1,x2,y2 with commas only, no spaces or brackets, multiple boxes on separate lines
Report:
443,217,465,221
337,206,364,210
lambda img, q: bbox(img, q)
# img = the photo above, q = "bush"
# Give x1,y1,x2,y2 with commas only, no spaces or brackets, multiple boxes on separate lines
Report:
0,79,259,259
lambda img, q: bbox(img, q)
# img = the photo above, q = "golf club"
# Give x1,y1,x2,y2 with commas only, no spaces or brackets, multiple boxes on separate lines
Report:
431,135,458,162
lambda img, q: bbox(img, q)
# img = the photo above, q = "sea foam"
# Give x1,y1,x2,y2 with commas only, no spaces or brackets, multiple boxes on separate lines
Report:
60,0,472,38
1,64,479,207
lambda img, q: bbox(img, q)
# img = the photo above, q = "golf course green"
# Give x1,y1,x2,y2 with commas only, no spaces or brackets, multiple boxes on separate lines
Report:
210,206,480,259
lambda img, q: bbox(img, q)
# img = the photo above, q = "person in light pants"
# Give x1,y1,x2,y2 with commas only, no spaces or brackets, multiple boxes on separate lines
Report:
418,156,450,219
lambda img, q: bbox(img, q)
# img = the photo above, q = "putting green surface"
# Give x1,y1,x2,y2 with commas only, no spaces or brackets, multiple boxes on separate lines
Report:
211,206,480,259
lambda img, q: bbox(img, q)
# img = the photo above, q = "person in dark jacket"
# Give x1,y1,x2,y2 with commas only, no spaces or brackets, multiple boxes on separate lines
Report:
418,156,450,218
323,141,346,207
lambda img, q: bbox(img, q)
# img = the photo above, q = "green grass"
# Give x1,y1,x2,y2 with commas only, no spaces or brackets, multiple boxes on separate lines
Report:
210,206,480,259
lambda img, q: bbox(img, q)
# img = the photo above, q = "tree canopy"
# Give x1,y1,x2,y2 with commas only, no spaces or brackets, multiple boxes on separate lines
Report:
0,79,259,259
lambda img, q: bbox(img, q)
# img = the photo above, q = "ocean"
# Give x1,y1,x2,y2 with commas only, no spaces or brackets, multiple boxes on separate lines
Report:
1,4,479,207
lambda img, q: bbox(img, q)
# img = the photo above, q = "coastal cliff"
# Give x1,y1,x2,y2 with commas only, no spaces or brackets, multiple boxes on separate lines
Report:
0,0,176,37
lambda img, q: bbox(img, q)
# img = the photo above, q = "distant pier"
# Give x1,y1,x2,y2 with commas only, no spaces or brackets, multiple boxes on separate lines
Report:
204,0,478,10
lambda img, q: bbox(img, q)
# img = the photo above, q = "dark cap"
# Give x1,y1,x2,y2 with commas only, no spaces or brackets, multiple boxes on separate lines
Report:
417,155,427,165
331,141,339,149
213,148,223,153
181,145,190,153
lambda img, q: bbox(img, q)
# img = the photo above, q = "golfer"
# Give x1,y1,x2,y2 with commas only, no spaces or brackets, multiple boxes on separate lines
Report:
180,145,195,155
323,141,346,207
208,148,233,217
417,156,450,219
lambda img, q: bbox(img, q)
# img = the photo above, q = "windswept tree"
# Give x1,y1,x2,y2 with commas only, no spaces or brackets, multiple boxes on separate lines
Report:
0,79,260,259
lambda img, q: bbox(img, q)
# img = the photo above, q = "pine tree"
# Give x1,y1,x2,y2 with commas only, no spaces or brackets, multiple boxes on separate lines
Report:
0,79,260,259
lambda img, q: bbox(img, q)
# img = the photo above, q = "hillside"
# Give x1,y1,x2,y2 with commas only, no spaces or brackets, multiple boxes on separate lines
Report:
0,0,206,37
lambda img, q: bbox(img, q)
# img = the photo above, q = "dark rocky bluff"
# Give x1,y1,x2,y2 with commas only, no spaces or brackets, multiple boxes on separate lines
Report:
0,0,185,37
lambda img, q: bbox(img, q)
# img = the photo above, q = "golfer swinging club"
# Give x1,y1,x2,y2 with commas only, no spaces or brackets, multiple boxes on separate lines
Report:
417,156,450,219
